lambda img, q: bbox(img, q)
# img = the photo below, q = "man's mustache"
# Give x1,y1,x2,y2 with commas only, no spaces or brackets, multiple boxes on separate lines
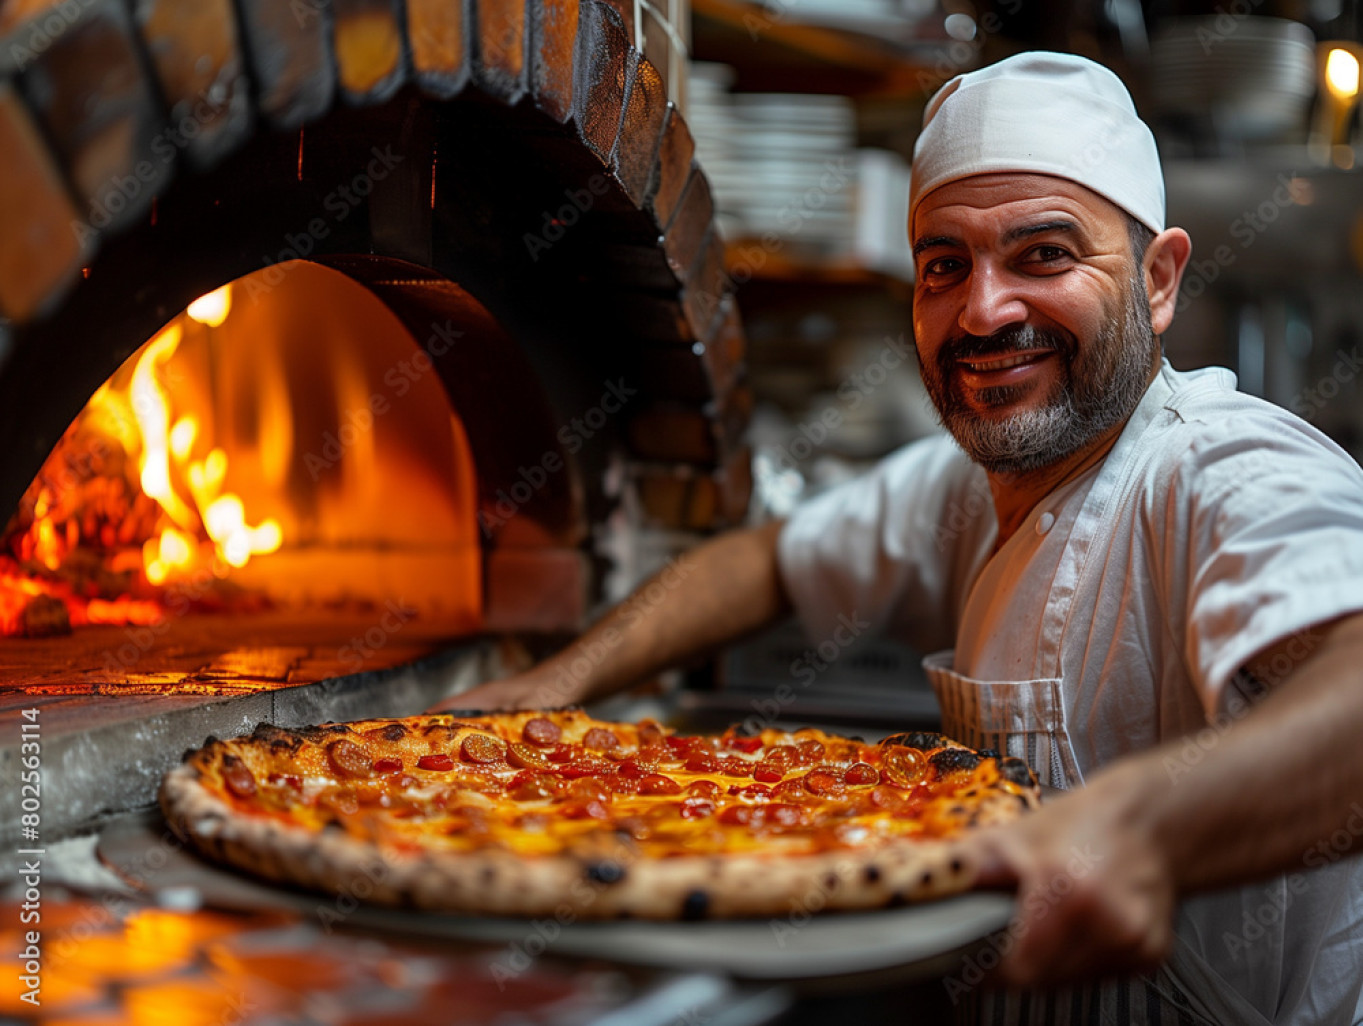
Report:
939,324,1074,364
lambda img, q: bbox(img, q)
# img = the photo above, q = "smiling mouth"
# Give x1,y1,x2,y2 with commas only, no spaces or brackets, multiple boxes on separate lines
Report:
958,350,1054,372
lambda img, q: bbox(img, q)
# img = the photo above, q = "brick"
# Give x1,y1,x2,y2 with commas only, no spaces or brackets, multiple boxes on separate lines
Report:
236,0,335,128
681,225,727,335
0,82,87,322
633,445,754,531
626,385,752,466
662,165,712,278
598,0,634,46
574,0,628,166
615,49,667,207
645,104,692,228
632,292,744,402
475,0,525,103
15,0,168,236
532,0,578,122
406,0,470,98
131,0,251,169
332,0,406,104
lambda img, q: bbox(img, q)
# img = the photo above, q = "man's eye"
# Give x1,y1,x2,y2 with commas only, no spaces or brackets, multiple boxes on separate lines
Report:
1024,245,1071,265
923,257,965,277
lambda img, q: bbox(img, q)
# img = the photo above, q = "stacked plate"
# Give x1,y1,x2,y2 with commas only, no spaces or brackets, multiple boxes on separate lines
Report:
1150,16,1317,143
689,64,860,254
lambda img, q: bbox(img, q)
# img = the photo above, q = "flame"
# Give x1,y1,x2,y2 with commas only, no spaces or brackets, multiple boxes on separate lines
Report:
121,292,283,584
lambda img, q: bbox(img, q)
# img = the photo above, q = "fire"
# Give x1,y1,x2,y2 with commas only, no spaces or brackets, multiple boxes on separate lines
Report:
0,283,283,635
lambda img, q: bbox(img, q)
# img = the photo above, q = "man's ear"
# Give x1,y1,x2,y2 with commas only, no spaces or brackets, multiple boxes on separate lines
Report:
1144,227,1192,336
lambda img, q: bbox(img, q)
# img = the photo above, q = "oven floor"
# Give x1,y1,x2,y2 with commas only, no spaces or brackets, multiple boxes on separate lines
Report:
0,611,503,845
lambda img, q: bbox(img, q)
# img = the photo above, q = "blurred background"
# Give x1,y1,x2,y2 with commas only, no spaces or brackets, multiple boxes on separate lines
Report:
672,0,1363,720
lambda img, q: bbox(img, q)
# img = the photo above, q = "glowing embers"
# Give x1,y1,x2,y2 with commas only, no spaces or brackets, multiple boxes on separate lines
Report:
1,261,481,638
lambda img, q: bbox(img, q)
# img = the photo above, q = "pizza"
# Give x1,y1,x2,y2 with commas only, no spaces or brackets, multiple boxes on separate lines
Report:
159,709,1039,920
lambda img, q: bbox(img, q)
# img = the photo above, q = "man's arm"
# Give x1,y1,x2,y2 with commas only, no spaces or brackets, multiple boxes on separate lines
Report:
433,519,792,711
953,610,1363,986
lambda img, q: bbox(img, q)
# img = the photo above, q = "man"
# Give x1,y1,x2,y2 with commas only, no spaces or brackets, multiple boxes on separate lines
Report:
444,53,1363,1023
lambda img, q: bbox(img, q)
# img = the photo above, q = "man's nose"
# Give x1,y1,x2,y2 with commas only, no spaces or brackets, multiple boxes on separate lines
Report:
958,264,1028,338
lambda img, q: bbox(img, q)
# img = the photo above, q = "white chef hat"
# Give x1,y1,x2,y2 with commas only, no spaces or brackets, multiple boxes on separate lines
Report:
910,51,1165,233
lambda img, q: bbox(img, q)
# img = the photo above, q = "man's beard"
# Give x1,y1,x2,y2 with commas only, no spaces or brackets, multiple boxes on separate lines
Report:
919,275,1157,475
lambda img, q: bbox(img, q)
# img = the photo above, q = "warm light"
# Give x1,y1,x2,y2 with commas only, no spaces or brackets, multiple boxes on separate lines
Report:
131,324,196,531
1326,48,1361,101
185,285,232,327
169,417,198,461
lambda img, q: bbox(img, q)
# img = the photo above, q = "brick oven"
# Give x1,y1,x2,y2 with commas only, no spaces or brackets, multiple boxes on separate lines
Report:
0,0,751,843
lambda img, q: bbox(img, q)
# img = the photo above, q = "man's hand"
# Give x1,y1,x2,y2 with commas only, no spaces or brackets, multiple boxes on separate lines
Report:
429,665,576,713
951,772,1176,988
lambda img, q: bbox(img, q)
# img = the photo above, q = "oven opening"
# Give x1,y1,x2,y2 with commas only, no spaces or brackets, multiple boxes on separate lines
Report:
0,260,481,664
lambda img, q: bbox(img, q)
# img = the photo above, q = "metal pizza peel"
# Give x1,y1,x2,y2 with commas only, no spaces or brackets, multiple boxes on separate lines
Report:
97,807,1015,984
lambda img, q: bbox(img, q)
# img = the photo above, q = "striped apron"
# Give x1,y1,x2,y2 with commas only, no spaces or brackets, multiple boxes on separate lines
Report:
923,652,1276,1026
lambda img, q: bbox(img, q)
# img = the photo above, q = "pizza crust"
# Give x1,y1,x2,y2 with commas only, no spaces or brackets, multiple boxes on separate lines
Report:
159,714,1037,920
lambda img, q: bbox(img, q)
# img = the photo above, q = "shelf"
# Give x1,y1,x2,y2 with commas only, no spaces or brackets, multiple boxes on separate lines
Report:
691,0,949,97
724,238,913,290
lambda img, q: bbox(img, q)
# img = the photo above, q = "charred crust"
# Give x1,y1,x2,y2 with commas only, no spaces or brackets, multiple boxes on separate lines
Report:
481,866,496,885
998,757,1037,788
325,724,351,734
584,861,626,885
950,857,964,875
930,748,981,775
371,723,408,742
978,747,1000,759
919,870,933,888
822,872,840,891
681,889,710,921
864,864,881,884
881,731,947,751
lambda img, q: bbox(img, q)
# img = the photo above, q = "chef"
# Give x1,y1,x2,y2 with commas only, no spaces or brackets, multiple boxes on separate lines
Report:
446,52,1363,1023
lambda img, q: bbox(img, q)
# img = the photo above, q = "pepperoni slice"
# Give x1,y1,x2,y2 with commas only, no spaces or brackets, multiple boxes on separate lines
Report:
568,777,612,803
665,735,701,754
615,759,646,779
724,734,764,754
680,797,716,820
730,782,772,802
765,803,803,827
763,744,800,768
844,762,880,786
718,757,752,779
266,773,302,792
686,779,722,798
522,717,563,747
684,752,719,773
796,740,826,764
582,727,621,752
561,799,611,820
868,785,911,811
638,721,666,745
803,768,845,796
753,762,785,783
222,758,257,799
460,733,505,764
416,753,454,772
881,747,926,787
718,805,756,826
556,759,613,779
639,773,682,796
507,743,552,770
326,739,372,779
771,779,807,800
372,758,403,774
545,745,575,764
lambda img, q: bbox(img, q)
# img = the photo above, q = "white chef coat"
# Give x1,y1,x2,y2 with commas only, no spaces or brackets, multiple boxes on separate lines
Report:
778,360,1363,1024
